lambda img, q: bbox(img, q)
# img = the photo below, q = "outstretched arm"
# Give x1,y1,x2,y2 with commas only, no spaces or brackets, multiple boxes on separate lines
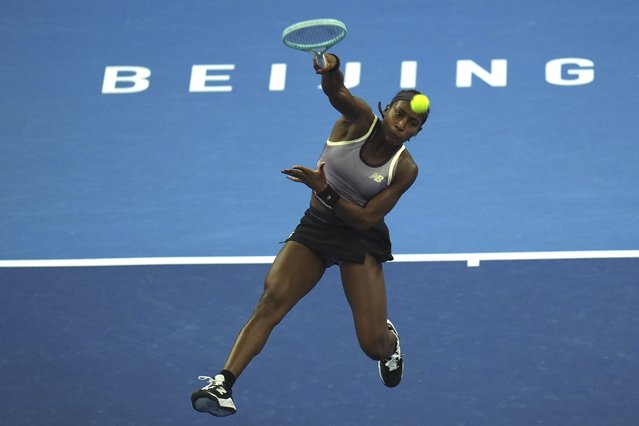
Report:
314,54,373,136
314,54,359,118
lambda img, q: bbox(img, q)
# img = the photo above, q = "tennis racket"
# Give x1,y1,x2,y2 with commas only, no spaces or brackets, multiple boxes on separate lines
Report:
281,18,347,67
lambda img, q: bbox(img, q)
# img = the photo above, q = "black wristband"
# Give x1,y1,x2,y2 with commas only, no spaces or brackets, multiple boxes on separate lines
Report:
326,54,340,73
315,184,341,207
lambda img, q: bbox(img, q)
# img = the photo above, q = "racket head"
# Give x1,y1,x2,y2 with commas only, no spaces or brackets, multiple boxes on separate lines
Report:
281,18,347,55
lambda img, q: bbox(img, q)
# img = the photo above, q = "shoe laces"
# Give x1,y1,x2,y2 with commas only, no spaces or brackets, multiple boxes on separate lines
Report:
198,375,226,391
384,352,402,372
383,334,402,372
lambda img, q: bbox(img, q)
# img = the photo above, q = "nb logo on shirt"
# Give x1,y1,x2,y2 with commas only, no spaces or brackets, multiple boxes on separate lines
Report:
368,172,385,183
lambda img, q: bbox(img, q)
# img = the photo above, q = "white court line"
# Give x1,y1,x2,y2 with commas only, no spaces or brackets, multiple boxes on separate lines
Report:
0,250,638,268
394,250,639,267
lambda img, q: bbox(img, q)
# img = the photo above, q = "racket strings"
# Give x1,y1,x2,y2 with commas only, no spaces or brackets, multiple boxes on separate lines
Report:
283,25,345,50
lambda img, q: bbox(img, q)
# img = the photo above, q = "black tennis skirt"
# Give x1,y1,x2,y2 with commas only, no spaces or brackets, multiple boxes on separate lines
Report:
285,207,394,267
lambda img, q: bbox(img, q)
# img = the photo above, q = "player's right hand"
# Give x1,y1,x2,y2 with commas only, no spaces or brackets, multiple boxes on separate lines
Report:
313,54,339,74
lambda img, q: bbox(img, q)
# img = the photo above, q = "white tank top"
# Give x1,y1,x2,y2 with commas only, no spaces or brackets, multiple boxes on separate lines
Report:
316,117,406,207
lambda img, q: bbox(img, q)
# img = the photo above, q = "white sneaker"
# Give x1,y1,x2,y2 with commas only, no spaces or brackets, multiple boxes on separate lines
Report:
191,375,237,417
378,319,403,387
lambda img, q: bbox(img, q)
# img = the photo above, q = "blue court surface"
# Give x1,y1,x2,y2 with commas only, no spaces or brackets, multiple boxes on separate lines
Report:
1,0,638,425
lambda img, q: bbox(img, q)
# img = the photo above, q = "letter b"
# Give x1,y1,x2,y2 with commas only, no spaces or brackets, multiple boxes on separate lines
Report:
102,66,151,94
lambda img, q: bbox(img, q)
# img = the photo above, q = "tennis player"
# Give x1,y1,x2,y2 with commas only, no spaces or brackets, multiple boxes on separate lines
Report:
191,53,430,417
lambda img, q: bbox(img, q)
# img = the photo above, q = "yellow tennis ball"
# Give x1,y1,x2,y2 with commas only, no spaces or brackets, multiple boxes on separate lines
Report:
410,94,430,114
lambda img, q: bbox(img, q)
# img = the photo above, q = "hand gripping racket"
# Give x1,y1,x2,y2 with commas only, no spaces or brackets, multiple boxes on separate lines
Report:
281,18,347,66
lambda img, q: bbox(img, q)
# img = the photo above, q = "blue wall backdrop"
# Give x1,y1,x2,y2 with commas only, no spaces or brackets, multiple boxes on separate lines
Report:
2,0,638,260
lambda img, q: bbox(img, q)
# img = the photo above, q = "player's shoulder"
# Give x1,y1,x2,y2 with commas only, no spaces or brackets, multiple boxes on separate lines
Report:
352,96,372,110
333,100,376,140
399,147,418,168
397,148,419,181
342,96,374,123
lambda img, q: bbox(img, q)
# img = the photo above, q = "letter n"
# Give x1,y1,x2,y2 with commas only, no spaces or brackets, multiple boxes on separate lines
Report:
456,60,507,88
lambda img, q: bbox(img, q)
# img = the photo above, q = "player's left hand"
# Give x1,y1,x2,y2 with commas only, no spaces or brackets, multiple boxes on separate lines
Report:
281,162,328,193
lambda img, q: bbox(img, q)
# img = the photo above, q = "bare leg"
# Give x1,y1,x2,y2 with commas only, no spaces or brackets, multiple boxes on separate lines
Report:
339,255,396,360
223,241,326,378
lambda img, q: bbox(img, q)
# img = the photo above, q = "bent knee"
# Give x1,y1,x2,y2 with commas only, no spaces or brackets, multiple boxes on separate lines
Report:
252,287,291,325
253,290,279,317
360,343,388,361
358,333,391,361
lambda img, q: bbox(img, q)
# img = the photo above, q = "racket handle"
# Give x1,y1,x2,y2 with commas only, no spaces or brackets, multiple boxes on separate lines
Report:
315,53,325,68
